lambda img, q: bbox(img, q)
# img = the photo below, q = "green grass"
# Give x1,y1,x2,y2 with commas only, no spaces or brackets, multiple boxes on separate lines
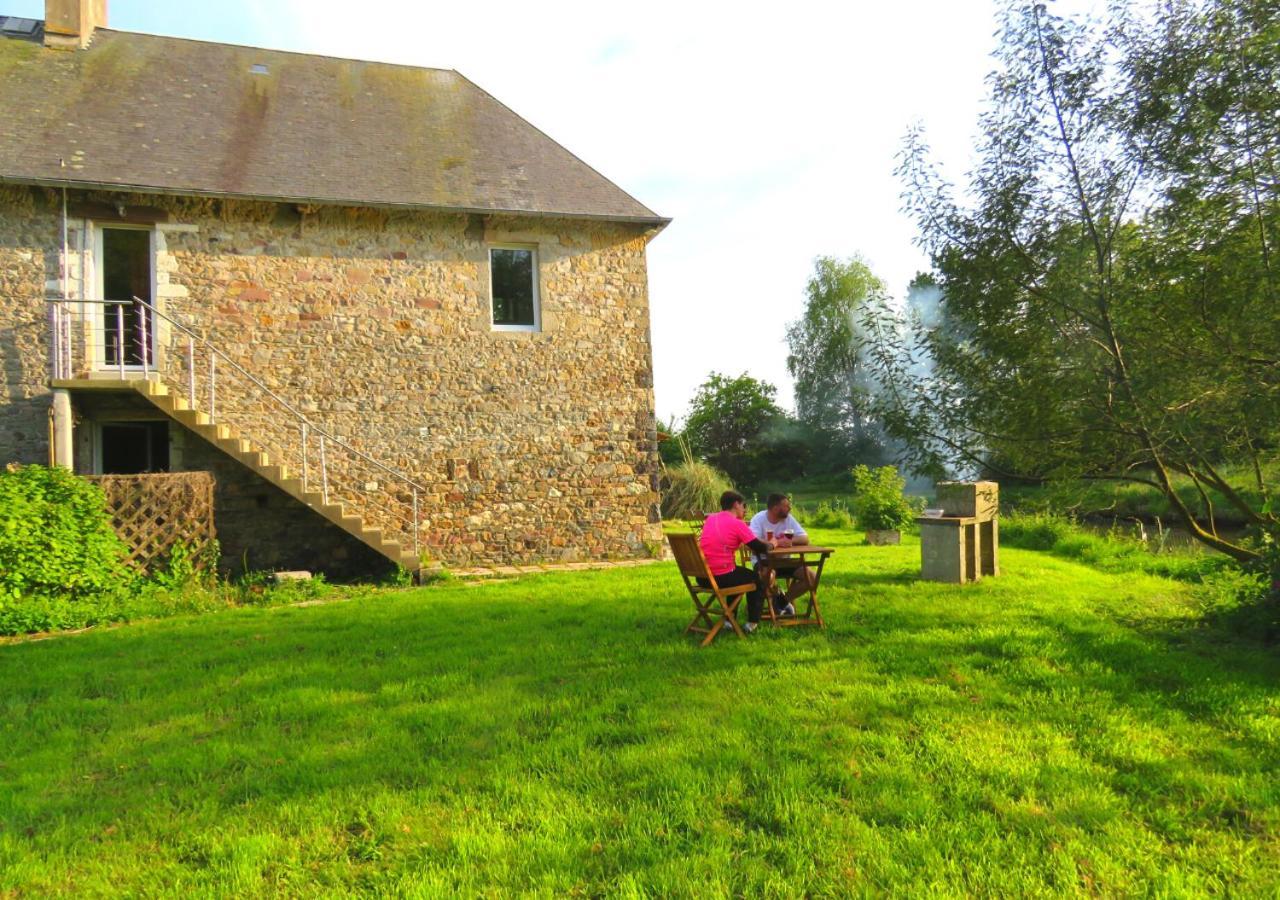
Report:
2,530,1278,895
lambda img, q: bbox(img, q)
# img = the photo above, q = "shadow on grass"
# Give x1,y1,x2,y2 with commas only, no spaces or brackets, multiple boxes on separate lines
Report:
2,557,1277,851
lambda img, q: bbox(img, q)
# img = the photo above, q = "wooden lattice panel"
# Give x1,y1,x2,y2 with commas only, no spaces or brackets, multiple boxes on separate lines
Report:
89,472,216,573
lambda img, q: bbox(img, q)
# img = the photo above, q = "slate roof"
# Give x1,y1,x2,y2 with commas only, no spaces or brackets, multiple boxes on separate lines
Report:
0,26,667,225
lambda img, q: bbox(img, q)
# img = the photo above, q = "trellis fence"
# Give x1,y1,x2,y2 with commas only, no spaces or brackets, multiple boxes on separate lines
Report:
89,472,217,573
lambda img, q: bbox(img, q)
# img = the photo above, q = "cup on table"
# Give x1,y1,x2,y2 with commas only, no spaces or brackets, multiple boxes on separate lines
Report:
782,529,795,546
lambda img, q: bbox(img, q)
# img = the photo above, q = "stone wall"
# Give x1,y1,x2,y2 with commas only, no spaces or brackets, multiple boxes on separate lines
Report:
0,186,663,568
0,186,54,465
172,420,395,580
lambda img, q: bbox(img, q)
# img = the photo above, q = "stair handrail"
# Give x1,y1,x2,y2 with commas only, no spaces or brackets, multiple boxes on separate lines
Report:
50,294,430,562
125,295,429,494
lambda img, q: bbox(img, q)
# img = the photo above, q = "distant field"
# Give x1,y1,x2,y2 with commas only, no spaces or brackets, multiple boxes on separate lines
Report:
2,530,1277,895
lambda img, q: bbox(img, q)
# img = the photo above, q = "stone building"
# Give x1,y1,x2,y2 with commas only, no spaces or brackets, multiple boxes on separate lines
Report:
0,2,668,577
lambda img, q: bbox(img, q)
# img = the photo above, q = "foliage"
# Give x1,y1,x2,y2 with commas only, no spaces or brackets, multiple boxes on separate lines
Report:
150,540,221,592
807,499,853,529
384,565,413,588
1192,567,1269,618
999,512,1229,584
234,569,334,605
3,534,1279,894
656,417,684,468
872,0,1280,567
0,464,132,601
850,464,916,532
681,372,809,488
660,435,733,521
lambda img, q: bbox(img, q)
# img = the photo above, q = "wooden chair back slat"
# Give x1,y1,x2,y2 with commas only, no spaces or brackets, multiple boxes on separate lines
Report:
669,532,711,579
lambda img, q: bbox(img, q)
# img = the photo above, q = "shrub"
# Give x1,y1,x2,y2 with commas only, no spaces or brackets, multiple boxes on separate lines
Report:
850,465,916,532
661,437,733,521
1193,567,1268,618
1001,513,1078,551
0,464,132,601
808,500,853,529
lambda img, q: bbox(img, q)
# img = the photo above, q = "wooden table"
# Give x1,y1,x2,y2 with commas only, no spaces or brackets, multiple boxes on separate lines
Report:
761,545,836,628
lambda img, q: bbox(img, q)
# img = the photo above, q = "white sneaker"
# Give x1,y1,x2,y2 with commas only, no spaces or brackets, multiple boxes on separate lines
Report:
742,621,758,634
779,603,796,618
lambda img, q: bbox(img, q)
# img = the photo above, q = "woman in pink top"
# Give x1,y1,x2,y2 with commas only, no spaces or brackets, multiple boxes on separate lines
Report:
699,490,775,632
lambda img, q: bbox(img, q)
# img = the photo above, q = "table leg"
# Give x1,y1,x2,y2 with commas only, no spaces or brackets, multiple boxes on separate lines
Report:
807,552,828,628
758,564,778,626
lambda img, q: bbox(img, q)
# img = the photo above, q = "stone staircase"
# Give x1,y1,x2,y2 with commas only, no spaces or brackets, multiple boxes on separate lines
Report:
128,377,422,574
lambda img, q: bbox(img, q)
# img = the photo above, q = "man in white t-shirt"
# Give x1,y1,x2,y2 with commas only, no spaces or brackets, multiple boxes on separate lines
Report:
748,492,817,617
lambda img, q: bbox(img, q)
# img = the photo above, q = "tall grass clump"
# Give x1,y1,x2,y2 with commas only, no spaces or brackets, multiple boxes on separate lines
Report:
660,436,732,521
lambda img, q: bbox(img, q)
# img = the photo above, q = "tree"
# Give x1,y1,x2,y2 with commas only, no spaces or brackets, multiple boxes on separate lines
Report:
681,372,805,489
874,0,1279,565
785,256,890,468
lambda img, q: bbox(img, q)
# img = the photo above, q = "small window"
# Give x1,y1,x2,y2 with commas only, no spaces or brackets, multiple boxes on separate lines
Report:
489,246,539,331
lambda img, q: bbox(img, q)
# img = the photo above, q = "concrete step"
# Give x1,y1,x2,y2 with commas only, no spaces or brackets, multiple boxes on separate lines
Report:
216,436,252,454
260,464,292,483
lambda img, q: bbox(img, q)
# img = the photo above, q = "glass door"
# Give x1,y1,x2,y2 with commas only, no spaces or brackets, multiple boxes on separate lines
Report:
96,227,154,369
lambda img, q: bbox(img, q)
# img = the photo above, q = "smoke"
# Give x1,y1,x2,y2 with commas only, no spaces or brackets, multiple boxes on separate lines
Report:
906,282,944,331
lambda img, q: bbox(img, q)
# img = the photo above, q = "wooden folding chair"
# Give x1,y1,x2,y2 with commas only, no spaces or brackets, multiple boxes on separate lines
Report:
668,532,753,647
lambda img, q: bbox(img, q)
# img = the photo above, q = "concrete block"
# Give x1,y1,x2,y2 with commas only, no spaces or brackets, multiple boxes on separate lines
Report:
936,481,999,520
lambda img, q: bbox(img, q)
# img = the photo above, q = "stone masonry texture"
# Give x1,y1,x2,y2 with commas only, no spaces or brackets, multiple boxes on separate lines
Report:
0,186,663,571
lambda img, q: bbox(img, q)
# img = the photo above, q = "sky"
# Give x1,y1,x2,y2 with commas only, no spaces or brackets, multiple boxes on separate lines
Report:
9,0,1035,422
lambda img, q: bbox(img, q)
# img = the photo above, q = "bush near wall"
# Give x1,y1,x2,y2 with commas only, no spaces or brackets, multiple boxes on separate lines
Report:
0,464,133,616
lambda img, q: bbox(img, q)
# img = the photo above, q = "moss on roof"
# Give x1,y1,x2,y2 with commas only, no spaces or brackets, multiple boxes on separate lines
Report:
0,28,665,224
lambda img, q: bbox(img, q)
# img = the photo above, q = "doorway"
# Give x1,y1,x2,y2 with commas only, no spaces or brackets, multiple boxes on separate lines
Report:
95,226,155,369
99,421,169,474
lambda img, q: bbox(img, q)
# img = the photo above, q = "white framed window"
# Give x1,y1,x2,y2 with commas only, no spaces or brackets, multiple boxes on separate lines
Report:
488,245,540,332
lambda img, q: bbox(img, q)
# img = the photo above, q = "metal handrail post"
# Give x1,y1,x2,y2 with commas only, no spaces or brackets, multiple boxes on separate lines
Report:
138,300,149,377
115,302,125,379
319,436,329,505
186,338,196,408
208,354,216,421
412,488,420,560
49,303,62,379
61,306,71,378
301,423,309,492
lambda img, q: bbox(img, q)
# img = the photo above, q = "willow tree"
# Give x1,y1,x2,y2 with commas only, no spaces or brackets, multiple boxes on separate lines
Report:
874,0,1279,564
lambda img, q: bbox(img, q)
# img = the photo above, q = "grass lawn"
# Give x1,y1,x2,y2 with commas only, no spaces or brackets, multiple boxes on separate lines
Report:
2,530,1278,895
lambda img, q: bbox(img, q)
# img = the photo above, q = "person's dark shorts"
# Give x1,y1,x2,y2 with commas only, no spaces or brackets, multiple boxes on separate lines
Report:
771,561,807,579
